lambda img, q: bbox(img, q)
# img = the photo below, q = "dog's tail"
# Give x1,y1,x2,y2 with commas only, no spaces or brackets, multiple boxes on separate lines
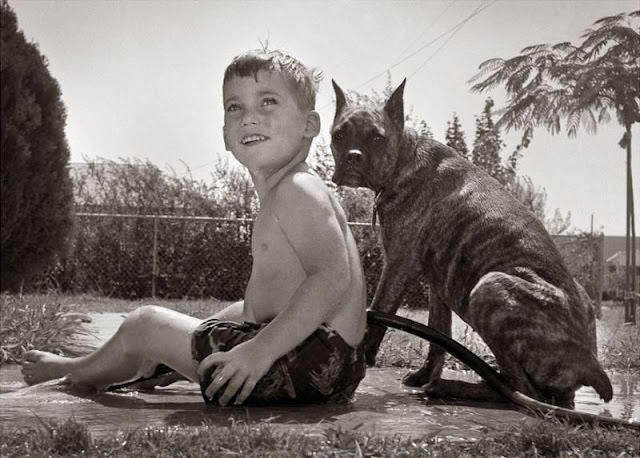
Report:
581,355,613,402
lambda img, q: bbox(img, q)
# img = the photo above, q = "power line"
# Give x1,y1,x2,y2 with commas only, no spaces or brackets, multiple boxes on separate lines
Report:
396,0,458,61
354,0,495,92
183,1,496,178
407,0,496,80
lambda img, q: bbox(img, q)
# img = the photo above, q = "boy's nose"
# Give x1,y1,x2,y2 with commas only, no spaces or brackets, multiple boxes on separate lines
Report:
241,110,259,126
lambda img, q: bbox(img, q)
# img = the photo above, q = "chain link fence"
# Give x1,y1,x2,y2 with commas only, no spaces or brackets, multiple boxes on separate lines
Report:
42,213,602,311
553,233,605,312
47,213,252,300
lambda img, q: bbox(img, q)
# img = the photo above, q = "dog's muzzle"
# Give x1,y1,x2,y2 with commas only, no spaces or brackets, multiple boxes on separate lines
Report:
346,149,364,165
332,149,366,186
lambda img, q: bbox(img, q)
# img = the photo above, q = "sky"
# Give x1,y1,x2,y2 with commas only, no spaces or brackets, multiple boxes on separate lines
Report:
8,0,639,236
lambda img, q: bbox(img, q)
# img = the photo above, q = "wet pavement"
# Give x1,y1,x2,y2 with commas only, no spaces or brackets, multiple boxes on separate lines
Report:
1,313,638,439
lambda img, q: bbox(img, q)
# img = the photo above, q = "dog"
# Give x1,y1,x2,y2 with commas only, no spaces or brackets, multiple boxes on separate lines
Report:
330,79,613,408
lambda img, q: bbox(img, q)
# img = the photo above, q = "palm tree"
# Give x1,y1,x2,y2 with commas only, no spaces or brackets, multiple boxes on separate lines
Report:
469,10,639,323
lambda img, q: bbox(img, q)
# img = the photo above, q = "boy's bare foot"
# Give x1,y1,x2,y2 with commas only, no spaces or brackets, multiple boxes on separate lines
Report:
22,350,74,385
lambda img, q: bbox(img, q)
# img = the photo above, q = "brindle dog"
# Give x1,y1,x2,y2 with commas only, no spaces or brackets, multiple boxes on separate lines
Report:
330,79,613,408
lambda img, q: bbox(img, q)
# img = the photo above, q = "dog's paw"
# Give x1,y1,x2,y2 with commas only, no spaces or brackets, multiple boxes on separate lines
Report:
402,369,430,387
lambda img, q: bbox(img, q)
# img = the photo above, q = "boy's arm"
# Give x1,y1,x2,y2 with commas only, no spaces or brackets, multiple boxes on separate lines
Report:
198,177,352,405
207,300,255,322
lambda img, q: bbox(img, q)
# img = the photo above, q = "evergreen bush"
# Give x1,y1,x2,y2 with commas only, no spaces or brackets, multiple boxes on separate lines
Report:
1,1,73,291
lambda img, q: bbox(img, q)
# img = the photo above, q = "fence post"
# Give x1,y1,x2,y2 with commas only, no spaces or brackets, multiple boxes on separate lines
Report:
595,233,604,318
152,216,158,298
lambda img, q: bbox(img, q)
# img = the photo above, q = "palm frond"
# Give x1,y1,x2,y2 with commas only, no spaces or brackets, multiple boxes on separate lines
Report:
471,55,539,93
539,113,562,136
566,110,581,137
583,107,599,134
581,14,640,56
582,38,610,60
495,101,533,131
520,43,552,54
565,46,589,63
468,58,506,82
598,106,612,124
467,10,638,139
592,12,627,27
505,65,534,93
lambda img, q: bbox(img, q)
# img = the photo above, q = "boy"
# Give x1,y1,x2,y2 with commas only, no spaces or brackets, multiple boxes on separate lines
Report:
22,49,367,406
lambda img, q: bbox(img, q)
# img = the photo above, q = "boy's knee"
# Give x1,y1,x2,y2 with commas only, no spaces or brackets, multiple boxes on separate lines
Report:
120,305,162,334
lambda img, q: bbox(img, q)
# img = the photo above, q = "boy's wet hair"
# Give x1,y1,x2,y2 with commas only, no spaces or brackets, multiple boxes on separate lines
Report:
223,49,322,111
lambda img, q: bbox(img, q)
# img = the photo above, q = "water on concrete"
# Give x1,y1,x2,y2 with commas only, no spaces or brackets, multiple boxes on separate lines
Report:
1,313,637,439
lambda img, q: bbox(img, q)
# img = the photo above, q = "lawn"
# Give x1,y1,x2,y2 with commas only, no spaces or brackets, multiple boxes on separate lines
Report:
1,292,638,457
373,300,640,372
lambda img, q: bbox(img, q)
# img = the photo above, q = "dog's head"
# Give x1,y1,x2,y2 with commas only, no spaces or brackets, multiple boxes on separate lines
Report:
330,79,406,191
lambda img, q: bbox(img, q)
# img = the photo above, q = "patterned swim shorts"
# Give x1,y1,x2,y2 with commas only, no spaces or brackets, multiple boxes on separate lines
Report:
191,319,366,405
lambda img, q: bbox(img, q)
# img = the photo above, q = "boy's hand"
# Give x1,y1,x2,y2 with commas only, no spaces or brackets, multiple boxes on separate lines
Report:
197,340,273,406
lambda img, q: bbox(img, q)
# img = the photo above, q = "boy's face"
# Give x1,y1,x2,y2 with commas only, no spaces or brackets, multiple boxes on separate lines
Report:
222,70,319,174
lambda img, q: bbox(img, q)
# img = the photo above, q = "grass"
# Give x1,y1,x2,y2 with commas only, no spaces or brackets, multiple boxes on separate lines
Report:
1,415,638,457
376,302,640,372
0,293,89,365
374,307,497,371
598,303,640,371
0,292,230,364
3,293,636,371
1,292,639,457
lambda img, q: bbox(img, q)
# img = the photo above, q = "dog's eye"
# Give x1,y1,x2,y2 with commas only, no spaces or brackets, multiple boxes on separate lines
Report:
333,130,345,141
372,135,385,144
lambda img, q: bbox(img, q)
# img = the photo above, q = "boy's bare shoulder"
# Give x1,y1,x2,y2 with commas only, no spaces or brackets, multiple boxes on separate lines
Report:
272,169,334,214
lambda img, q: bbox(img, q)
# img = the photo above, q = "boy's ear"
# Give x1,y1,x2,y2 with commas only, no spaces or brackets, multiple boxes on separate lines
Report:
222,125,231,151
303,111,321,139
384,78,406,130
332,80,347,120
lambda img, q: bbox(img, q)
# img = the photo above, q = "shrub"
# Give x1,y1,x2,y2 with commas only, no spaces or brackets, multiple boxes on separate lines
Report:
45,158,256,299
1,1,73,291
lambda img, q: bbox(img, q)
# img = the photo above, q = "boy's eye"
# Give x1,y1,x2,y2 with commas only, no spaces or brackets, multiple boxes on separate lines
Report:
262,97,277,106
226,103,241,112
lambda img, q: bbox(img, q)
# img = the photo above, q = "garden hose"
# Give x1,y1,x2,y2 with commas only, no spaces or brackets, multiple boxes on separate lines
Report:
109,310,638,429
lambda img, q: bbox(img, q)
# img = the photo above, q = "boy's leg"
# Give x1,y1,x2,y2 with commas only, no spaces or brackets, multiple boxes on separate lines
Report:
122,301,251,391
22,306,202,390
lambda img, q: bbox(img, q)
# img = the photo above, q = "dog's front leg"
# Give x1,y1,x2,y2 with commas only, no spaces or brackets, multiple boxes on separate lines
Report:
364,253,421,365
402,290,451,387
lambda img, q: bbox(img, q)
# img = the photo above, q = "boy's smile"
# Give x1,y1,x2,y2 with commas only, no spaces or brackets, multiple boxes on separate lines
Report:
222,70,319,178
241,134,269,145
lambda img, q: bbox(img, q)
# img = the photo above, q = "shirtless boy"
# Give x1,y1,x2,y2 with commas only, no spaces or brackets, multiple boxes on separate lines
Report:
22,49,367,406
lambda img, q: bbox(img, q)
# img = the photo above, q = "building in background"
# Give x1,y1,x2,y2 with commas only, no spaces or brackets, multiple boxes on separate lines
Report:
603,235,640,301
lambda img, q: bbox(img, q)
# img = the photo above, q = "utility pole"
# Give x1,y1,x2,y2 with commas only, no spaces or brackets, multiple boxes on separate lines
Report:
624,125,637,324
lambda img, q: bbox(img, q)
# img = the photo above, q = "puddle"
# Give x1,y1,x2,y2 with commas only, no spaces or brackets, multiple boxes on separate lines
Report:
0,313,637,438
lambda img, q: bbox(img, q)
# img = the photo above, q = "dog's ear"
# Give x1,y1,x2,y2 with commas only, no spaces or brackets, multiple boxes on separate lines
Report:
384,78,406,130
332,79,347,119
